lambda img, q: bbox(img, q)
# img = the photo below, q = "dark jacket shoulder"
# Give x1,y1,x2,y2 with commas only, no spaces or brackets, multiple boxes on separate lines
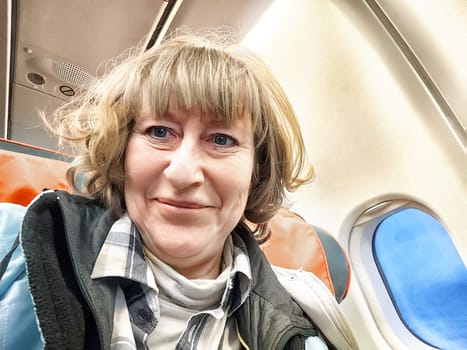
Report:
234,223,318,349
21,190,118,349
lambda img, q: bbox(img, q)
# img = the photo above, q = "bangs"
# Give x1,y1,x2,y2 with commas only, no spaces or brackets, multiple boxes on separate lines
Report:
143,42,263,126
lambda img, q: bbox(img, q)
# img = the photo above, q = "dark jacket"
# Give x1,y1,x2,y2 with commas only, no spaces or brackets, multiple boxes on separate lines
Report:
20,191,319,349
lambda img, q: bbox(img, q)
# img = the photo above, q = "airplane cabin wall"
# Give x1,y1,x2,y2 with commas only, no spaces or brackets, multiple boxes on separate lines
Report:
242,1,466,349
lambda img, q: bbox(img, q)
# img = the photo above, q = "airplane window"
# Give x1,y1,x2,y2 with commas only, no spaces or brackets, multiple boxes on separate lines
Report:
373,208,467,349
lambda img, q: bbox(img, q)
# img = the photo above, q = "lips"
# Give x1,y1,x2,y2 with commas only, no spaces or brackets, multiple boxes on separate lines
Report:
157,198,207,209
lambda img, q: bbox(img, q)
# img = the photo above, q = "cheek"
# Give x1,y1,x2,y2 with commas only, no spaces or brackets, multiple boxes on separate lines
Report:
227,164,253,217
124,139,151,198
238,154,254,205
124,146,138,192
124,137,137,176
123,161,138,207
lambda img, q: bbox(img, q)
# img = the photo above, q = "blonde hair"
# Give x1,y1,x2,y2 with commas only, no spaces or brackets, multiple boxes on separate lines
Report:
49,31,314,239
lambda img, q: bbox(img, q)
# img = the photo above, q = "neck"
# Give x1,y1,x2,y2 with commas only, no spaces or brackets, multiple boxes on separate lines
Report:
144,246,223,279
175,257,222,279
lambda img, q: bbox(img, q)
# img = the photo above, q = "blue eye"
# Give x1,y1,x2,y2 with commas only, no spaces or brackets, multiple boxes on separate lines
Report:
213,134,234,146
148,127,169,139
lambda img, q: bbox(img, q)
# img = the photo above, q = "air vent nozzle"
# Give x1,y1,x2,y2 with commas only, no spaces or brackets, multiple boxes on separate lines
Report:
52,59,93,87
27,56,94,87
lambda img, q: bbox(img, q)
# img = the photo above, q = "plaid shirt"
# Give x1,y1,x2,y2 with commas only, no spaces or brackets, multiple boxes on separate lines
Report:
91,214,252,350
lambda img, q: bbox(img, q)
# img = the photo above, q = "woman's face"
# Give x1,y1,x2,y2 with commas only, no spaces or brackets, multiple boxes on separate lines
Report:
124,92,255,279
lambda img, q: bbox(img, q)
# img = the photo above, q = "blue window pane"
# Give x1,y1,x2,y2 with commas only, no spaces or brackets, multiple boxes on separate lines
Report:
374,208,467,350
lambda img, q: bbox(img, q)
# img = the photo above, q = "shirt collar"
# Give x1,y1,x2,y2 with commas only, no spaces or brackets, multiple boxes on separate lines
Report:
91,214,157,290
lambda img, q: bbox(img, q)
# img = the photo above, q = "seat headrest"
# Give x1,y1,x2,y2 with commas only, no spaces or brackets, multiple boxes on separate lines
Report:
262,208,351,302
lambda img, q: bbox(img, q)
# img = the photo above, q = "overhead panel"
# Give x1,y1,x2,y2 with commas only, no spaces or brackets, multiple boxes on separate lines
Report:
10,0,169,148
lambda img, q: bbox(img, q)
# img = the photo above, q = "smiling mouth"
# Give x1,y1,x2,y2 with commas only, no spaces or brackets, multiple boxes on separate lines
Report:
157,198,207,209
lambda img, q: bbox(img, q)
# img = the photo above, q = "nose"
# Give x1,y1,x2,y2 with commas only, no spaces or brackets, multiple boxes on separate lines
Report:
163,138,204,190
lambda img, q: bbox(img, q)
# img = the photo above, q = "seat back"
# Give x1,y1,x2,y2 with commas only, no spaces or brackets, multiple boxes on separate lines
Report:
0,137,350,302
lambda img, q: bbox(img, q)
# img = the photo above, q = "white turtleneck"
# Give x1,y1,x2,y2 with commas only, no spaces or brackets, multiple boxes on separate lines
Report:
144,236,240,349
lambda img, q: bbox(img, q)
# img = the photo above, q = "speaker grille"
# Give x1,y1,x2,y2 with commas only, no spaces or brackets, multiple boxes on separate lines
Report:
52,59,93,87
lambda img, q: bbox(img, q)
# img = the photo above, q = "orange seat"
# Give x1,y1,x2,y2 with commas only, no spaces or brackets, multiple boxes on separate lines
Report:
0,137,350,302
0,139,71,205
264,209,351,302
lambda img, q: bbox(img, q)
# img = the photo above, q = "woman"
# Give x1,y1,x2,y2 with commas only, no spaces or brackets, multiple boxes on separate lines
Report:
0,33,358,349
